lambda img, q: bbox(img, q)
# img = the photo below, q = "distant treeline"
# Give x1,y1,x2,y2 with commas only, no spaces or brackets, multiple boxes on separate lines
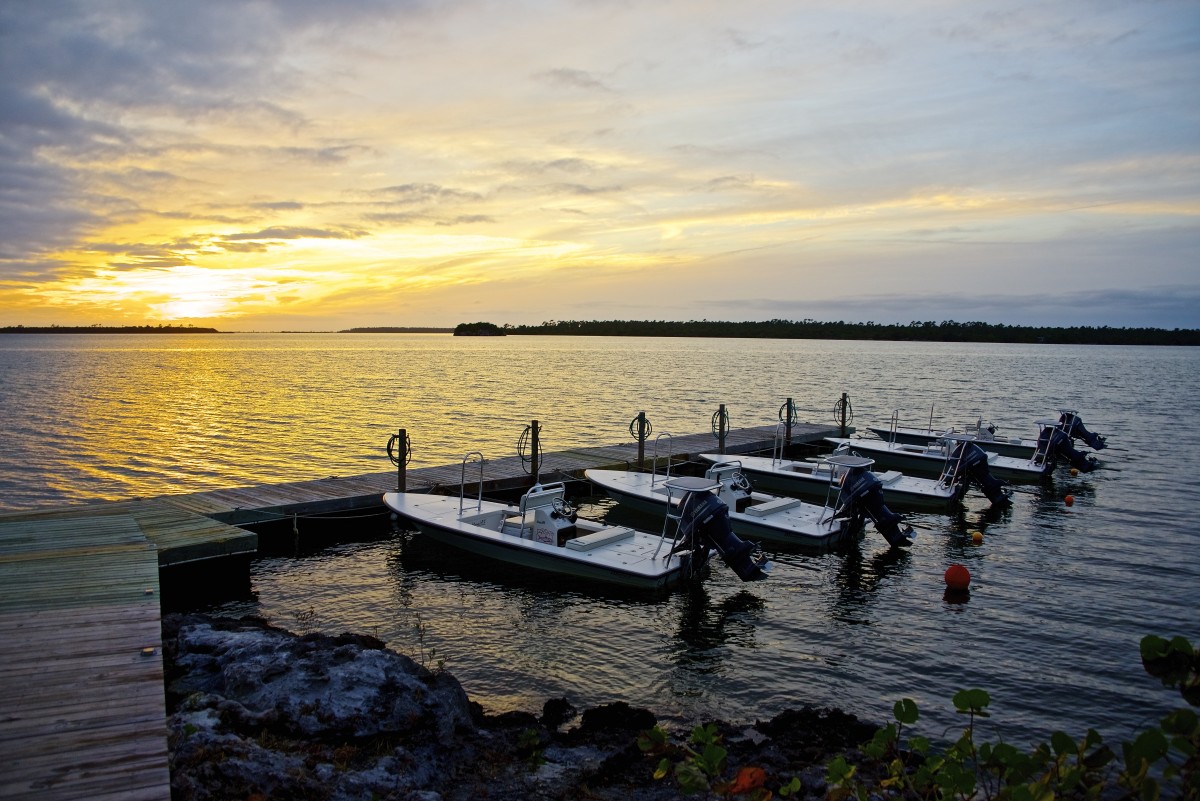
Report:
340,327,455,333
502,319,1200,345
1,324,219,334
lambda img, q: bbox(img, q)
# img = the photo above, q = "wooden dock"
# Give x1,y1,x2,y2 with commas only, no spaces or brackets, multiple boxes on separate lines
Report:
0,514,169,800
0,421,842,800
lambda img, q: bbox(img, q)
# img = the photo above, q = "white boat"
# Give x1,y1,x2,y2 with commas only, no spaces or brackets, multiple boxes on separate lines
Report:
698,449,964,511
824,433,1051,483
586,458,853,549
865,409,1108,460
865,419,1036,460
384,452,771,592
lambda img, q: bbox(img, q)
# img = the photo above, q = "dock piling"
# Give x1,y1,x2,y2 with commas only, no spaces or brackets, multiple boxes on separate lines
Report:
714,404,729,455
387,428,409,491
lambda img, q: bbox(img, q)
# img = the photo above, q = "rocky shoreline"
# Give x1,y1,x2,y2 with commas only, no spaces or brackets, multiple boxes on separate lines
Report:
163,613,878,800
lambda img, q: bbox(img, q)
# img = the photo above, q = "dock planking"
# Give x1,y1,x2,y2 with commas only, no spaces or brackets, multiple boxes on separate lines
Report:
0,515,169,801
0,422,843,799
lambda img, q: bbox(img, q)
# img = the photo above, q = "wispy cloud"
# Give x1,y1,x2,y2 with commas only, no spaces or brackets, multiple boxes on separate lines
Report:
0,0,1195,327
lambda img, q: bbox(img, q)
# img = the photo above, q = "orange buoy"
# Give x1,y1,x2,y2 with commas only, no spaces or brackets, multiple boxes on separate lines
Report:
971,531,983,544
1070,467,1079,476
944,563,971,591
1064,494,1075,507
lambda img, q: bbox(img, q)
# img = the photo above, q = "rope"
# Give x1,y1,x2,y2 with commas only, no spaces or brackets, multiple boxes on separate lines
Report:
517,425,543,474
386,431,413,466
834,395,854,427
711,407,730,439
629,414,653,439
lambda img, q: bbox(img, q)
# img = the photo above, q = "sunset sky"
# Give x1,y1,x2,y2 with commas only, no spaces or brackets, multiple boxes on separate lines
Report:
2,0,1197,331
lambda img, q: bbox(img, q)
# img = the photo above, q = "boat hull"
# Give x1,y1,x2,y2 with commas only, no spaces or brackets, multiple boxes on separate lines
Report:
698,454,962,511
585,469,852,548
826,438,1048,483
865,425,1036,459
384,491,695,592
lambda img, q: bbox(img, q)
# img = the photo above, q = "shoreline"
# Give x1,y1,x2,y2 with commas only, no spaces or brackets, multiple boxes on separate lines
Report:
164,612,877,801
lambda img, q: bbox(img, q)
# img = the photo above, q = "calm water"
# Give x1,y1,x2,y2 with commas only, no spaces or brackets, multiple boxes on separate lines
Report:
2,333,1198,747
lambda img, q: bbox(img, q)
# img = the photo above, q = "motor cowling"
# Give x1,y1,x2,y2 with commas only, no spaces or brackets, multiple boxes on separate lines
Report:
952,441,1013,505
678,491,771,581
1039,427,1099,472
837,466,916,548
1059,413,1107,451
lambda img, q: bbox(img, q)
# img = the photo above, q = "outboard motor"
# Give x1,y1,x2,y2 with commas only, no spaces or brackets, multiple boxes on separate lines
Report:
951,440,1013,506
1038,426,1099,472
1059,411,1107,451
831,456,916,548
678,490,771,581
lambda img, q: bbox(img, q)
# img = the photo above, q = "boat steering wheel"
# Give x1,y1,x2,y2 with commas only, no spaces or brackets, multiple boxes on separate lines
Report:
552,497,576,520
732,471,752,492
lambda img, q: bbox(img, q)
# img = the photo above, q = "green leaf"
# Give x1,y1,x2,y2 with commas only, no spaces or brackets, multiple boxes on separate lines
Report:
953,687,992,715
1161,707,1198,736
894,697,919,725
1051,730,1076,757
1130,727,1170,764
696,743,727,777
826,756,856,786
1141,635,1171,661
690,722,720,747
675,761,710,795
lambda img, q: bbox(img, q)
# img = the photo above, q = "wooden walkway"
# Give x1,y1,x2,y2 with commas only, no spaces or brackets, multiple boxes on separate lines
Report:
0,421,841,800
0,514,169,801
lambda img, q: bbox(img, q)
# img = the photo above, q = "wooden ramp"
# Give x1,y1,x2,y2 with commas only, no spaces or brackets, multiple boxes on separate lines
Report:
0,514,170,801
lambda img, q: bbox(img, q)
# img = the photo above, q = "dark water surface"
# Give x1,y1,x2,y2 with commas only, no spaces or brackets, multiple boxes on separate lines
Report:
2,334,1197,746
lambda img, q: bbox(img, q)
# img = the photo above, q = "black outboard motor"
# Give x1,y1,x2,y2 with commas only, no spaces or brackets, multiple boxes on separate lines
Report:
1059,411,1107,451
1038,426,1099,472
678,490,771,581
951,440,1013,506
831,456,916,548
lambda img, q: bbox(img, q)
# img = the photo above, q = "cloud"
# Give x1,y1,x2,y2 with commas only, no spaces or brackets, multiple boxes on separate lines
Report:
223,226,364,241
696,286,1200,330
536,68,613,92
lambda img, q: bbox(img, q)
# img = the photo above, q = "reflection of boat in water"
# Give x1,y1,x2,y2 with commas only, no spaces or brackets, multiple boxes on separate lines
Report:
586,450,852,549
866,409,1108,460
384,452,770,593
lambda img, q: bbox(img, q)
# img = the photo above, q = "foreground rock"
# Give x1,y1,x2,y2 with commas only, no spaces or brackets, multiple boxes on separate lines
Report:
163,614,876,800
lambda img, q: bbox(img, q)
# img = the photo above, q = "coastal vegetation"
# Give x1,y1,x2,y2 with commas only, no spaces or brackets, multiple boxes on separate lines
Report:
643,634,1198,800
7,319,1198,344
452,321,506,336
0,324,218,334
503,319,1200,345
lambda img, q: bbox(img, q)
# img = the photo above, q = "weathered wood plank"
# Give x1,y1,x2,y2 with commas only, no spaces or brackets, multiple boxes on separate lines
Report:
0,512,170,801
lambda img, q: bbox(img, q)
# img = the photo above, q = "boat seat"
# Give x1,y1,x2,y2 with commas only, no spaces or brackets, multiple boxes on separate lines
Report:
565,526,635,551
743,496,803,517
877,470,903,486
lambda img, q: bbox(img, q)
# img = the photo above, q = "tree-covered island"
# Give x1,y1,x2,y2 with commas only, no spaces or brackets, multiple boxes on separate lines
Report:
499,318,1200,346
